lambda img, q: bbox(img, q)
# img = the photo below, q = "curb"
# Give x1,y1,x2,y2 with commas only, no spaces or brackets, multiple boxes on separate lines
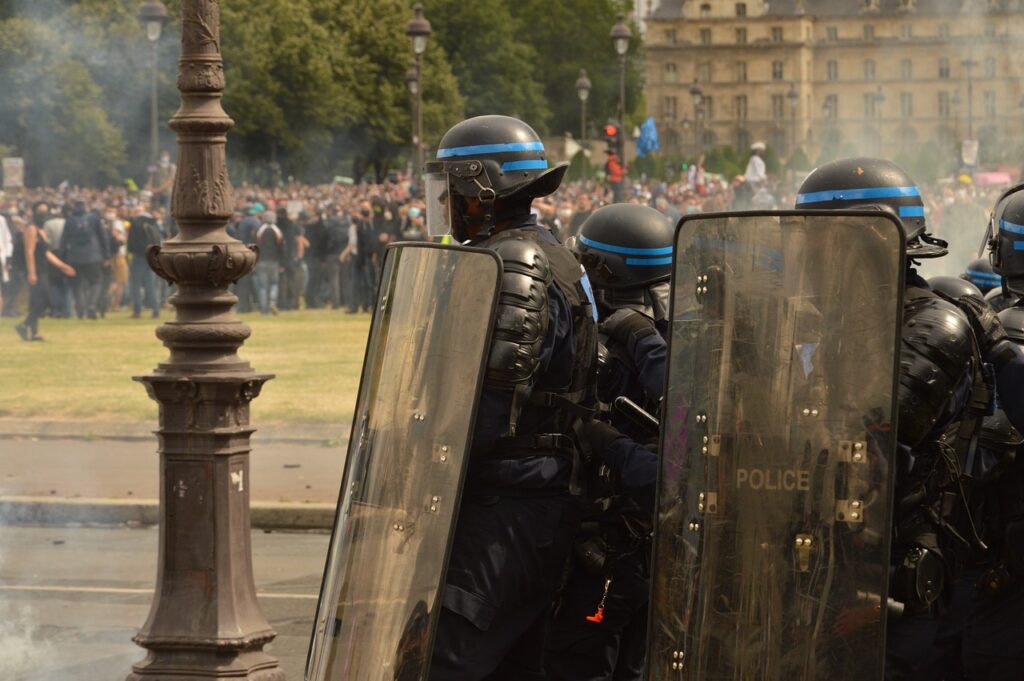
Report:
0,497,336,531
0,420,350,446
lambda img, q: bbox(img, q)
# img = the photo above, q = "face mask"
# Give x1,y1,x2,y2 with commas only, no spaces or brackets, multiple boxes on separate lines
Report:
160,156,170,167
361,209,371,218
408,207,421,219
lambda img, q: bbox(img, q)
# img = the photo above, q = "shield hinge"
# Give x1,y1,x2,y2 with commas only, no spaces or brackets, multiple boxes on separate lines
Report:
669,649,685,671
794,533,814,572
695,274,709,300
838,440,867,463
700,433,720,456
427,495,442,514
836,499,865,524
698,491,717,514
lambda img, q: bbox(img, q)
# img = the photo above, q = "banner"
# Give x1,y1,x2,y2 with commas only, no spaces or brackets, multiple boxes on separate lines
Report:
2,158,24,189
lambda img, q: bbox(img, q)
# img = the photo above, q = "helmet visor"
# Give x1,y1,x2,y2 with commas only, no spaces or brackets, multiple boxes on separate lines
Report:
424,172,452,237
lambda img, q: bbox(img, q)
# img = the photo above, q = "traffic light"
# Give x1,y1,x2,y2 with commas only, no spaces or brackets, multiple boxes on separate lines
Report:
603,124,621,152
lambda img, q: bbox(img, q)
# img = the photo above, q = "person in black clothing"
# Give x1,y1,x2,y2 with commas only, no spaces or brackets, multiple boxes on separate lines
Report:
60,200,110,319
14,215,75,341
126,203,163,318
343,200,376,314
324,205,350,310
304,209,328,309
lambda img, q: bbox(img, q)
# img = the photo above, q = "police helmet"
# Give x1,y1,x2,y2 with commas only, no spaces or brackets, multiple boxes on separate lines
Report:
998,306,1024,344
928,275,983,301
962,257,1001,294
423,115,567,241
570,204,674,318
795,158,947,259
988,184,1024,296
986,285,1019,313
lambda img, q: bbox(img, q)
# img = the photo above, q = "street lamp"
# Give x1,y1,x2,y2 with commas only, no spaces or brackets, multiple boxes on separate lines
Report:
405,3,432,187
576,69,592,142
137,0,168,168
689,79,704,157
962,57,978,139
128,1,281,678
405,65,419,177
610,15,632,161
786,84,799,156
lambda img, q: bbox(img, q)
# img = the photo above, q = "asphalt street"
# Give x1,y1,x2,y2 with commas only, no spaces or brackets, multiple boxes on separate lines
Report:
0,525,331,681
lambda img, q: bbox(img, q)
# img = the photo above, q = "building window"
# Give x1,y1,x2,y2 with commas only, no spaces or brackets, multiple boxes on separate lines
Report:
938,91,951,117
985,91,996,118
901,59,912,80
824,94,838,119
665,62,678,83
938,23,949,39
827,26,838,41
700,3,711,17
736,95,748,120
700,28,712,45
772,61,784,80
985,24,996,38
985,57,996,79
865,60,876,81
901,24,913,39
864,93,878,118
736,27,747,43
736,61,747,82
864,25,875,40
665,29,677,44
698,62,711,82
772,94,785,119
735,2,747,16
700,97,714,121
939,57,950,79
900,92,913,117
771,26,784,42
827,60,839,81
664,96,678,121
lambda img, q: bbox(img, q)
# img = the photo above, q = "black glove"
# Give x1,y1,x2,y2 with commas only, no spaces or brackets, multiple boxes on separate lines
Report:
581,419,626,456
600,308,657,357
958,294,1008,355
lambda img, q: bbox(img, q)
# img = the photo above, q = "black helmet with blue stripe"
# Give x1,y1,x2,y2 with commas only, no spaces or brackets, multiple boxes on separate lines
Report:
795,157,947,259
962,257,1001,294
423,115,568,241
989,183,1024,296
572,204,674,290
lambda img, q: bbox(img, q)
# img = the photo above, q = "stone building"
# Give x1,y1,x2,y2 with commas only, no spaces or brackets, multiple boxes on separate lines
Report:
645,0,1024,164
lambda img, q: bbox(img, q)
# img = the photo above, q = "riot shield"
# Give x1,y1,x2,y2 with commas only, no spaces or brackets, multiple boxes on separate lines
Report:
306,243,501,681
648,211,905,681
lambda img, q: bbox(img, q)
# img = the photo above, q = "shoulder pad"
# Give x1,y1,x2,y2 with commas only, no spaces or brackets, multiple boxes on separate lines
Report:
899,295,976,448
998,306,1024,345
491,237,552,284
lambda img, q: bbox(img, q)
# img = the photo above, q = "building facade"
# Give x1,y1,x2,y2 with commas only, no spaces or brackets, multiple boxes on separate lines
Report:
646,0,1024,164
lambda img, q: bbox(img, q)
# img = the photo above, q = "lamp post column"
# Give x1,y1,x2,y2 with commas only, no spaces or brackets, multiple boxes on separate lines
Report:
127,2,280,679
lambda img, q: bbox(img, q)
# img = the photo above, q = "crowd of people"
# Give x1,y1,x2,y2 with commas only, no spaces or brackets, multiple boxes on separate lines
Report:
0,158,1008,338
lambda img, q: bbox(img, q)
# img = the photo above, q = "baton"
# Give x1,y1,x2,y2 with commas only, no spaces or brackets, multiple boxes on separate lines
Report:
613,396,660,437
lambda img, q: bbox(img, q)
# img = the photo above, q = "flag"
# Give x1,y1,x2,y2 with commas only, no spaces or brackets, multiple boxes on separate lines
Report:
635,117,660,158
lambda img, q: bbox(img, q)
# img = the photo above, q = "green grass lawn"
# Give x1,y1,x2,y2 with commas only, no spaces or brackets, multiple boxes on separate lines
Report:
0,308,370,424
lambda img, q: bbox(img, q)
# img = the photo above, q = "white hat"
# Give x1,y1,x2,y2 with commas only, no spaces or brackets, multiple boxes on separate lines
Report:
750,141,766,152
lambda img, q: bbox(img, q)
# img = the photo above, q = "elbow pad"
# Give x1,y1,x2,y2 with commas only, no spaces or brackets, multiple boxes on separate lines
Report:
486,238,552,389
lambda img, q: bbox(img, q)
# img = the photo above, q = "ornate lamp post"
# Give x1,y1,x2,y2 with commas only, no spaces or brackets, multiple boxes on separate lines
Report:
576,69,592,142
405,3,432,187
405,64,420,178
786,83,799,156
689,79,704,157
137,0,168,167
610,15,632,161
127,2,281,679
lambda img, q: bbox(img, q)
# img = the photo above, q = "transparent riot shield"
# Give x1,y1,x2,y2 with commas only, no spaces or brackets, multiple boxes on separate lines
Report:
648,212,905,681
306,243,501,681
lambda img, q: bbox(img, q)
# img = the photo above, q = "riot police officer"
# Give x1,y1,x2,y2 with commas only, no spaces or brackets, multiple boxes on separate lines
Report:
963,256,1002,295
795,158,1024,680
543,204,672,681
960,186,1024,680
422,115,598,680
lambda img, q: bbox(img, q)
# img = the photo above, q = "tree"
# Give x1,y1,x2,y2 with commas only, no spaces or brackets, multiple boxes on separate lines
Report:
512,0,642,136
0,17,126,186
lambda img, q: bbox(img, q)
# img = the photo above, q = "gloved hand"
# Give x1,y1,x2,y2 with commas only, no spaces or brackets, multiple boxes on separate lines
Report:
581,419,626,456
959,294,1008,355
600,308,657,356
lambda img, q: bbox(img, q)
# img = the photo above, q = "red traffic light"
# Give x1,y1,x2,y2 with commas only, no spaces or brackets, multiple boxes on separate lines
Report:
604,124,620,138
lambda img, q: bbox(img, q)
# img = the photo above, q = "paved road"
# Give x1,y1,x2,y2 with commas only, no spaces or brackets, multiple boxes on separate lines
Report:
0,525,330,681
